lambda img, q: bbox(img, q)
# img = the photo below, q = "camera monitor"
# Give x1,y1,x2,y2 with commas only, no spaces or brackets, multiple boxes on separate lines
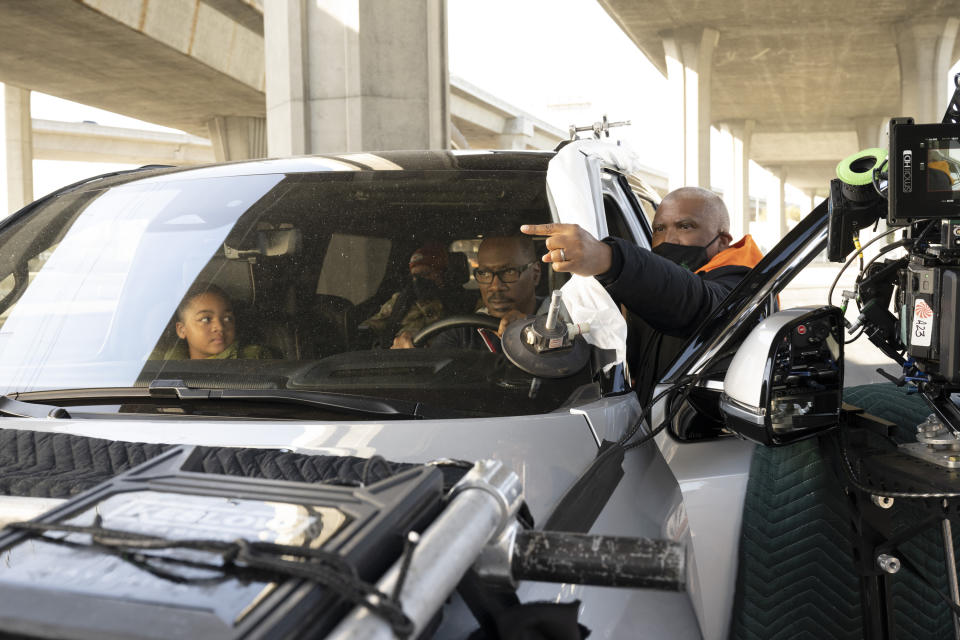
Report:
889,119,960,225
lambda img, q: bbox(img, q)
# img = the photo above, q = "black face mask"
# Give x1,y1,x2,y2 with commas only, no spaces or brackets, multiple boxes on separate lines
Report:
651,234,721,271
411,275,441,301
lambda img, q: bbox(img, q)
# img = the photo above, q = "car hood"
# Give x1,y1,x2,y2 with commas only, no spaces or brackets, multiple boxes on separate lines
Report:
0,396,641,526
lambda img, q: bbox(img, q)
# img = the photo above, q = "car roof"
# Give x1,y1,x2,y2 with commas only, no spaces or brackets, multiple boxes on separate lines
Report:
52,150,558,196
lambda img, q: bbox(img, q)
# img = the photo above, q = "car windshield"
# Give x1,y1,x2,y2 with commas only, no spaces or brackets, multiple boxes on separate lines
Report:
0,162,593,418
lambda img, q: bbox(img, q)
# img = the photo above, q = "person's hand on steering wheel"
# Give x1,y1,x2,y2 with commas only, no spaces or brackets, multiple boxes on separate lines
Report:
496,309,529,337
390,331,415,349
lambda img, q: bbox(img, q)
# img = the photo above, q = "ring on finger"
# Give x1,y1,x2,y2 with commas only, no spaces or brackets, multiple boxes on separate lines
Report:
559,248,567,262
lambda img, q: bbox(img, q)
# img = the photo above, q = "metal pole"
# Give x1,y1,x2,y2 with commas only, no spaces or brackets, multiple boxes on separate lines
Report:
327,461,520,640
545,290,562,331
943,518,960,640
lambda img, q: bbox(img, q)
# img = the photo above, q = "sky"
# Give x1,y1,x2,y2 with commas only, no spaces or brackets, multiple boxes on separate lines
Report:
3,0,959,216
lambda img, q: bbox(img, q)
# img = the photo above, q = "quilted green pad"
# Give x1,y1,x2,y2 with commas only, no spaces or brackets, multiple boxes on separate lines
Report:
729,437,863,640
729,384,956,639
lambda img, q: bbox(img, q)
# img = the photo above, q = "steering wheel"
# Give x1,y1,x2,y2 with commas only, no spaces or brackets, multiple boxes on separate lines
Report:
412,314,501,347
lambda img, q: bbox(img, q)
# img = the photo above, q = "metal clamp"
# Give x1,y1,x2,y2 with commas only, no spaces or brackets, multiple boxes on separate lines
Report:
473,520,521,588
450,459,523,536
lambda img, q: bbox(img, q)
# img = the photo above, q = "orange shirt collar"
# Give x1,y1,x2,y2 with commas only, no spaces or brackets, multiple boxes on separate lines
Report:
696,234,764,273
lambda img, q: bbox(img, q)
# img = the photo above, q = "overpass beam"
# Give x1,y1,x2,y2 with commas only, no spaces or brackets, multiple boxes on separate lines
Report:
724,119,754,240
264,0,449,155
4,85,33,212
896,17,960,124
662,27,719,190
207,115,267,161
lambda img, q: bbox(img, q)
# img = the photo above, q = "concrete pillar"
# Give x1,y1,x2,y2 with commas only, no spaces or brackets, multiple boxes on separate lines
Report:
725,119,754,240
4,85,33,212
662,27,719,190
767,166,787,242
264,0,449,156
896,17,960,123
854,115,884,150
498,116,532,150
207,116,267,161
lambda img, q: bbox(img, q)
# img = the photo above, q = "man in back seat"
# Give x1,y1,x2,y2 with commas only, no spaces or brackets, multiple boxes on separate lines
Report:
362,245,456,349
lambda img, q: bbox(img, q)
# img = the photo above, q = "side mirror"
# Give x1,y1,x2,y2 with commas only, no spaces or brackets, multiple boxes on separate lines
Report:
719,306,844,445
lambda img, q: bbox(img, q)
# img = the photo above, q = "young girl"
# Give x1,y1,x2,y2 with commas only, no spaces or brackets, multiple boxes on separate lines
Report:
170,284,272,360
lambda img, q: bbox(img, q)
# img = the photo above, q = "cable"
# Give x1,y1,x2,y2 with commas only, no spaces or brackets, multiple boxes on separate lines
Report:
912,218,939,248
858,237,912,277
872,157,889,199
618,374,700,451
845,327,865,344
828,226,900,306
7,518,417,637
838,430,960,499
854,234,864,272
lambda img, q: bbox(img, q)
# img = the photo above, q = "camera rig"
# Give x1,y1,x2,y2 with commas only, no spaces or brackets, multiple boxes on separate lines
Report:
824,73,960,640
830,74,960,448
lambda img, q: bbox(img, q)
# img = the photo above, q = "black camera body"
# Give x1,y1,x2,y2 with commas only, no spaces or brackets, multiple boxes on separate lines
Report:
887,118,960,386
901,255,960,384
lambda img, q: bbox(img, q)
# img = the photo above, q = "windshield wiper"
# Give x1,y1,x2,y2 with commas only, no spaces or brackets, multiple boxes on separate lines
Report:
0,395,70,419
9,381,427,420
147,379,426,419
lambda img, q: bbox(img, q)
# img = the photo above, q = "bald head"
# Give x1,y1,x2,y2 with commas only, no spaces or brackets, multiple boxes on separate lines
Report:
660,187,730,234
652,187,733,259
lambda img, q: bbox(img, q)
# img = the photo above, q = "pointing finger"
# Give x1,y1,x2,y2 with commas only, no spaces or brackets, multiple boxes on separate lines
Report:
521,223,576,236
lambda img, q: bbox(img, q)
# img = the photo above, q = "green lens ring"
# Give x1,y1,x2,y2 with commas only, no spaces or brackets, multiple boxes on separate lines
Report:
836,147,888,186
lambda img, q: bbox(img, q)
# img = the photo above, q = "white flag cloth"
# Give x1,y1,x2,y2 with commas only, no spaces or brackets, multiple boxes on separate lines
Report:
560,274,626,371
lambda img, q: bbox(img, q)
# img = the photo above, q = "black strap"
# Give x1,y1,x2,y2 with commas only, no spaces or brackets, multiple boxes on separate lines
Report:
543,441,624,533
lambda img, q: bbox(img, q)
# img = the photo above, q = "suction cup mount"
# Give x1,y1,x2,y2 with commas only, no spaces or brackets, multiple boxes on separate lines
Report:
501,291,591,378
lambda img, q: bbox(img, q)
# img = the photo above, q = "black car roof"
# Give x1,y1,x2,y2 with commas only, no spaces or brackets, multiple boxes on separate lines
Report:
55,150,556,196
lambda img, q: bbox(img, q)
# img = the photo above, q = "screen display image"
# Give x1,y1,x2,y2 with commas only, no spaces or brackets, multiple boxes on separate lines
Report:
926,138,960,192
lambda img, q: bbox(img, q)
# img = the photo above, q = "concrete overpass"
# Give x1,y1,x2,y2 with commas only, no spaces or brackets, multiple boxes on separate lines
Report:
3,0,918,231
597,0,960,236
3,1,616,211
18,80,669,198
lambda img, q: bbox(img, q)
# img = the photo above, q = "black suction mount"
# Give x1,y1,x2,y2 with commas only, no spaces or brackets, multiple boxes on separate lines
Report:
501,291,591,378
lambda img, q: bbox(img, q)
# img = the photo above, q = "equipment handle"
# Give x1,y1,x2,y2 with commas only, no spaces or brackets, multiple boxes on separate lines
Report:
511,530,685,591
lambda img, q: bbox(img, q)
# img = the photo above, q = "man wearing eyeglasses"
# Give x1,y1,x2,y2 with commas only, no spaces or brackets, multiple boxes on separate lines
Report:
394,235,541,350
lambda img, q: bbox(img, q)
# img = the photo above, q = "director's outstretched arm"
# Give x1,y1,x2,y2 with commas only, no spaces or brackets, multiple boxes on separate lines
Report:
520,223,747,338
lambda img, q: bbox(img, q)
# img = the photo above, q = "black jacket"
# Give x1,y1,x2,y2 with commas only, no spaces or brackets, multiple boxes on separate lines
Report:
597,237,752,404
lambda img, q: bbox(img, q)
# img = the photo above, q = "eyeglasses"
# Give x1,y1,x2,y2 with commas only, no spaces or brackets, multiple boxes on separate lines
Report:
473,262,535,284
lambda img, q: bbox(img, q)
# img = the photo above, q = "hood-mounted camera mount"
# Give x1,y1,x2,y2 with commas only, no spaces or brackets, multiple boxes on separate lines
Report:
501,291,591,378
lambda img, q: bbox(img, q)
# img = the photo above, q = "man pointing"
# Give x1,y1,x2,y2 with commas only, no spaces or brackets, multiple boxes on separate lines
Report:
521,186,764,403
